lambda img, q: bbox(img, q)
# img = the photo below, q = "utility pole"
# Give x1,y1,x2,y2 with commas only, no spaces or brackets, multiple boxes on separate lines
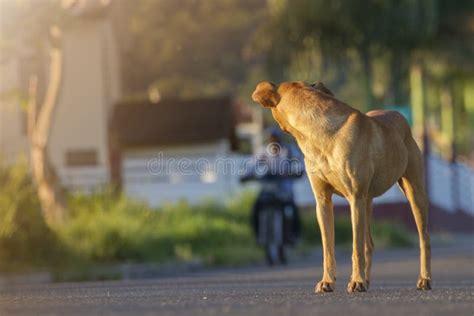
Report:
410,62,430,195
440,83,460,213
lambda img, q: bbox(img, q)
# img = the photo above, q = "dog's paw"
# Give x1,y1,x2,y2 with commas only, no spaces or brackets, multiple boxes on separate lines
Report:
347,281,367,293
315,281,335,293
416,278,432,290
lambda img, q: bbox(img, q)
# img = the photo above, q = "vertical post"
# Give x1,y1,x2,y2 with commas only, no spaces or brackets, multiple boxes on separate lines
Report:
410,63,425,147
463,79,474,213
361,46,374,112
108,116,122,192
464,79,474,134
410,62,430,193
440,85,459,212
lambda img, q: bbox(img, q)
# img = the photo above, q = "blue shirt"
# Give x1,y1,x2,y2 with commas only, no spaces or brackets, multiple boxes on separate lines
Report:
248,142,304,199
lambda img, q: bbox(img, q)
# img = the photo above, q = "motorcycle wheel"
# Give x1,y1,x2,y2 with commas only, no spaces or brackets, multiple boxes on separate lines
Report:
278,245,287,264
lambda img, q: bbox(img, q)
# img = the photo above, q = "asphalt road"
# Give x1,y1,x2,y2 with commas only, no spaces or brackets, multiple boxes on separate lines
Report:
1,241,473,316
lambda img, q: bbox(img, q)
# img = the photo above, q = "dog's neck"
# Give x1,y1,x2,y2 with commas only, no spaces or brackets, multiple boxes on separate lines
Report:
270,90,360,167
275,91,357,145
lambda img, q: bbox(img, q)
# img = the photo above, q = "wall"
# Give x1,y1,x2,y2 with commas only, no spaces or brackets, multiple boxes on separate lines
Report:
50,18,121,188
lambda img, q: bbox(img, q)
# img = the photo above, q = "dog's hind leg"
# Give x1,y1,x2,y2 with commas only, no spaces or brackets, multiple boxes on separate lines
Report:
365,198,374,289
398,140,432,290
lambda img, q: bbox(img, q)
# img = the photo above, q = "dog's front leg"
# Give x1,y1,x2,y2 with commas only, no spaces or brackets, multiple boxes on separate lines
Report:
347,197,368,293
314,194,336,293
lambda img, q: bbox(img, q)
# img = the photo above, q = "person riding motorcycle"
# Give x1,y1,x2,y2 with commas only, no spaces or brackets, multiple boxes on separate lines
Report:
241,127,304,248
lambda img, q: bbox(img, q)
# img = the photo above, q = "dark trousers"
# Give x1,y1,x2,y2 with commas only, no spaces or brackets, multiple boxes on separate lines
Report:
251,192,302,244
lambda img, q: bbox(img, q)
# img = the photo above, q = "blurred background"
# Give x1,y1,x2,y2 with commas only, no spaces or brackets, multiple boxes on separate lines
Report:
0,0,472,281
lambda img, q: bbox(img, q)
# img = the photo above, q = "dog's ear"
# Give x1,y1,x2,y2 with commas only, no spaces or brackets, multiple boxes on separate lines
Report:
311,81,334,96
252,81,281,108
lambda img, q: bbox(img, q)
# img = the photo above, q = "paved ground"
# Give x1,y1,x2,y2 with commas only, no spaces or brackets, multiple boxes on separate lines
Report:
0,241,473,316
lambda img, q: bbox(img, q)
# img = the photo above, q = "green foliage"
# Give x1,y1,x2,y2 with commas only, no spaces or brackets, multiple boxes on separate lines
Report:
119,0,266,98
264,0,472,69
300,210,413,249
262,0,473,154
57,190,261,266
60,191,412,268
0,159,59,271
370,221,414,248
0,161,262,272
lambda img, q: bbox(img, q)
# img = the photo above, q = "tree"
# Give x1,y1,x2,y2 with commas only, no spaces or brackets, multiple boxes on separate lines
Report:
114,0,266,99
27,27,67,226
1,0,67,226
260,0,441,110
260,0,473,157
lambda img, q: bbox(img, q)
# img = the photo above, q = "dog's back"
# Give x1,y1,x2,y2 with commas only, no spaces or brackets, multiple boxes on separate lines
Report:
366,110,412,142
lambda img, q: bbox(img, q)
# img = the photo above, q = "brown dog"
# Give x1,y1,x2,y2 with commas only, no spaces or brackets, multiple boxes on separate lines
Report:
252,81,431,293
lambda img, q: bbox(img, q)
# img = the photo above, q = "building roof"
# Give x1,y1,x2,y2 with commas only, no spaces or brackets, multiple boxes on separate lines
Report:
112,96,238,148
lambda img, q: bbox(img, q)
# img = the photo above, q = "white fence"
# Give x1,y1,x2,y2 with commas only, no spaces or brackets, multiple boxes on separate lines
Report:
428,155,474,214
123,156,240,205
60,166,108,192
120,153,474,215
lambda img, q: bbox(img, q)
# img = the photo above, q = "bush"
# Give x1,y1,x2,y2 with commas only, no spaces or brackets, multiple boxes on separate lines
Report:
60,191,412,268
0,159,60,271
56,190,262,266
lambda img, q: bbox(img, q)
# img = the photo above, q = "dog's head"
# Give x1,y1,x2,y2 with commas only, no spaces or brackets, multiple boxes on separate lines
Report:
251,80,336,138
251,81,333,109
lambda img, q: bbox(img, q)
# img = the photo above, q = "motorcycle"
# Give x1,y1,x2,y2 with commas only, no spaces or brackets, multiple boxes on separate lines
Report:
241,172,302,265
